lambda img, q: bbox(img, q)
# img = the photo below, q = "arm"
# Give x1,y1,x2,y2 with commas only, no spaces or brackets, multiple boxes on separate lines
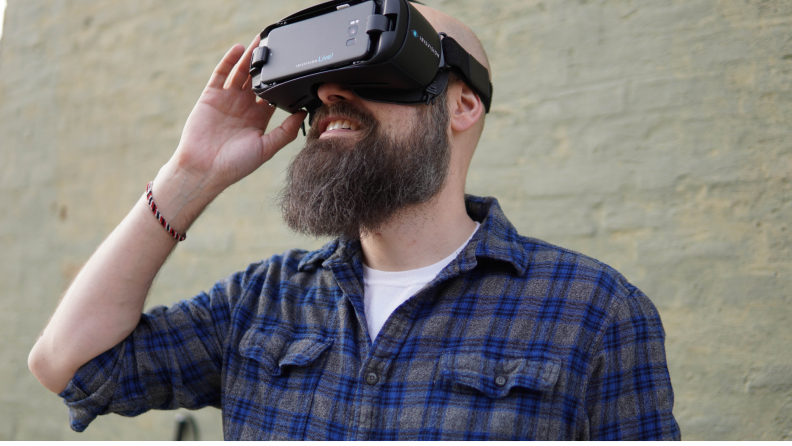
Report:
584,287,681,440
28,36,307,394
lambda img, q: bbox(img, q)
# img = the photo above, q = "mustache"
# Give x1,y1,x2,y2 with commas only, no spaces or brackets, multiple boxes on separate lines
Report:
307,102,378,141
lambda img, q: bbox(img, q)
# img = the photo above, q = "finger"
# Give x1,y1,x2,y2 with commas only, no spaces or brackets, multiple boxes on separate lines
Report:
228,35,261,90
257,99,278,126
259,111,308,162
206,44,245,90
254,91,279,115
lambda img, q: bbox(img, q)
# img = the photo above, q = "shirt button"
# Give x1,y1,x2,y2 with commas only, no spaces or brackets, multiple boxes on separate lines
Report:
365,372,379,386
495,376,507,387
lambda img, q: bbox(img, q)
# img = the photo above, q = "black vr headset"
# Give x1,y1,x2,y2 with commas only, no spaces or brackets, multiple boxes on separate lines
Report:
249,0,493,127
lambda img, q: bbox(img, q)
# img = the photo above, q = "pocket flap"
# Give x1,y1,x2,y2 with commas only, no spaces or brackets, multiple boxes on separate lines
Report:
440,352,561,398
240,330,333,376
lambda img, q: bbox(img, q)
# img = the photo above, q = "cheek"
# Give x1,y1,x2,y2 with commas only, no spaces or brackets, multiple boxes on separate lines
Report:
374,105,421,135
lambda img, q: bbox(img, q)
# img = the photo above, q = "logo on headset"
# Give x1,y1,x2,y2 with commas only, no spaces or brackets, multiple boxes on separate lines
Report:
412,30,439,58
296,52,334,68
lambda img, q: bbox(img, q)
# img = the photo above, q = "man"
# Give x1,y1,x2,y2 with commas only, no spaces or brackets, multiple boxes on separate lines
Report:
28,3,680,441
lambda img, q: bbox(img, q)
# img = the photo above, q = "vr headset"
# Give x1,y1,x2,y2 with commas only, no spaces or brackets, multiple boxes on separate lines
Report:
249,0,492,127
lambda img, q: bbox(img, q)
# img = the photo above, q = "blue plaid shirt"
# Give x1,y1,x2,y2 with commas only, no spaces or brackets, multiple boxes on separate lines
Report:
60,195,680,440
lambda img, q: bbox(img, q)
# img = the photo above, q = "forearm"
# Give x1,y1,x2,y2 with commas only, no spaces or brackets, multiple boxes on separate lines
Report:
28,37,304,394
28,163,215,394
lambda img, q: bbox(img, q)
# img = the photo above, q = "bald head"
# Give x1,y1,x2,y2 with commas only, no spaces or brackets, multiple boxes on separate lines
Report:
413,4,491,81
412,3,489,146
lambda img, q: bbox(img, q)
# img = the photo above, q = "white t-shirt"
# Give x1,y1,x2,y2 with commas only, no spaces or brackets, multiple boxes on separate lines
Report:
363,222,480,341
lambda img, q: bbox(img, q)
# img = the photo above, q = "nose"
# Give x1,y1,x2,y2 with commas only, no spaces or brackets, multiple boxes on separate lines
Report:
317,83,356,106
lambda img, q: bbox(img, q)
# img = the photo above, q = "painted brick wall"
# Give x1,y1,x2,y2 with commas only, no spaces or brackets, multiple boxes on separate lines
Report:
0,0,790,440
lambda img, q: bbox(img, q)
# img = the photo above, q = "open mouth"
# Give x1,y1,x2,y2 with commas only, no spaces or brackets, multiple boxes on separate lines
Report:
319,117,362,137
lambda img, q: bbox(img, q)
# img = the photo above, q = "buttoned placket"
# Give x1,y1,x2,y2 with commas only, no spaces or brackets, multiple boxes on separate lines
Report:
324,236,480,440
327,256,380,440
352,295,425,440
326,258,429,439
336,262,398,440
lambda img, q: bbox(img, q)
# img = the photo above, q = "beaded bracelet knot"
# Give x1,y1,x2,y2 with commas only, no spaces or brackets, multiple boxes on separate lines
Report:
146,181,187,241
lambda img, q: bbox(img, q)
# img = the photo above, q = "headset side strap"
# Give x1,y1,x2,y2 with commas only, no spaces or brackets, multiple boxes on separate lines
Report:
440,36,493,112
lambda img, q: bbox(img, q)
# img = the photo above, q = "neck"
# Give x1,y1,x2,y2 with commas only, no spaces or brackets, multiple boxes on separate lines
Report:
359,183,477,272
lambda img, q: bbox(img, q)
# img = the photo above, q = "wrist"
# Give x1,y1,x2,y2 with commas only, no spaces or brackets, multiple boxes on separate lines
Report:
150,162,219,231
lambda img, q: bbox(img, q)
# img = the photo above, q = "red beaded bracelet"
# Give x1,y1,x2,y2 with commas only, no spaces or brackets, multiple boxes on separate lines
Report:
145,181,186,241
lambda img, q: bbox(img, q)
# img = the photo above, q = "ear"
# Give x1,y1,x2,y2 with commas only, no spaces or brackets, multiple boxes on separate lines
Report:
448,79,484,133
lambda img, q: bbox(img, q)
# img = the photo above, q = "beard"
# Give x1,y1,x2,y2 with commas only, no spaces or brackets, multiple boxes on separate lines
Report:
278,92,451,240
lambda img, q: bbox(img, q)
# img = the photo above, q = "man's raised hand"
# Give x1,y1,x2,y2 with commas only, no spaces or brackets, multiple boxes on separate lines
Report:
154,36,307,230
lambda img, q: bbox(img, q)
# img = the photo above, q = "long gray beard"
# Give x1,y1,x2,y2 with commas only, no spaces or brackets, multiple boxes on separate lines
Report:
279,93,451,240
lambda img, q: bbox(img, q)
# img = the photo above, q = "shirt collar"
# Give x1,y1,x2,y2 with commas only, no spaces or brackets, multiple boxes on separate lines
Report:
297,237,361,272
461,195,527,276
297,195,527,276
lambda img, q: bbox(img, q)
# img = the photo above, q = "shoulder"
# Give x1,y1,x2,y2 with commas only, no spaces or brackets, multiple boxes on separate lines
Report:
239,248,311,285
230,245,327,293
465,194,650,321
514,235,663,336
520,236,632,296
218,238,343,303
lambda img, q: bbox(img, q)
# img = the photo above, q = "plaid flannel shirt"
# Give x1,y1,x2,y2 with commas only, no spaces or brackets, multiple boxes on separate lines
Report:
59,195,680,440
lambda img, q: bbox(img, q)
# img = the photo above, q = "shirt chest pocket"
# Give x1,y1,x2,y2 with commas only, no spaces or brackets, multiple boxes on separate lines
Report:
232,330,333,440
239,330,333,377
430,351,562,440
439,351,561,397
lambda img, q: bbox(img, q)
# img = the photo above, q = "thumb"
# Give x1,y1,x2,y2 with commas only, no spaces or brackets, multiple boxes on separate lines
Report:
259,111,308,162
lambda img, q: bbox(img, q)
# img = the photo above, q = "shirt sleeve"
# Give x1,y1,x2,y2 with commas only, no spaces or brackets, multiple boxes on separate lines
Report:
57,269,248,432
584,285,681,440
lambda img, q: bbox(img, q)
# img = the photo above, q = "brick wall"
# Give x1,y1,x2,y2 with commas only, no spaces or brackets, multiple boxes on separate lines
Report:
1,0,790,440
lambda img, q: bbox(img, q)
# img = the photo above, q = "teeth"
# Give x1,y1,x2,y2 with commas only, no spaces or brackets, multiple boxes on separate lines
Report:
325,119,360,133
